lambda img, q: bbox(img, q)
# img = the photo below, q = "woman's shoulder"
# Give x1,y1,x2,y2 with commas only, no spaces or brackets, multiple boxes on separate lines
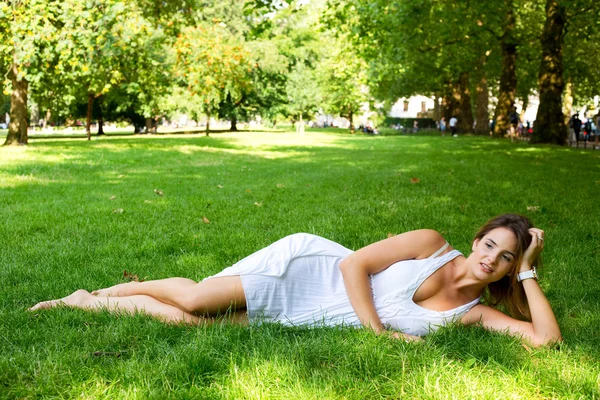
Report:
398,229,453,259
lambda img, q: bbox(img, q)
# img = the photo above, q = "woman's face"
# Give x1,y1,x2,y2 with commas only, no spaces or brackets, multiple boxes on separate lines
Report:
470,227,519,282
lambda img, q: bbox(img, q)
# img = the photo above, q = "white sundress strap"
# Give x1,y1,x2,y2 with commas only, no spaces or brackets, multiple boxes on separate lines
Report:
430,242,449,259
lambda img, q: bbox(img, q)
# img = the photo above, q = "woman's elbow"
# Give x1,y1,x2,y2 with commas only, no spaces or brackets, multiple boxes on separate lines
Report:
531,333,563,348
339,256,352,273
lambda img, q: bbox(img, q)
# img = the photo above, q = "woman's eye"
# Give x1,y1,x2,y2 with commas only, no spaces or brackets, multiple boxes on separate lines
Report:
485,243,493,249
503,255,511,262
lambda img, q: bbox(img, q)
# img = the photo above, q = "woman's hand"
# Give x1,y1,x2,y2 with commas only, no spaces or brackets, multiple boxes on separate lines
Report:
521,228,544,272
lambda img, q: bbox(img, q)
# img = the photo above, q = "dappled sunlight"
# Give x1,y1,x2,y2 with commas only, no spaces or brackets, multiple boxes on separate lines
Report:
221,357,339,399
514,147,552,153
0,173,53,189
172,144,313,161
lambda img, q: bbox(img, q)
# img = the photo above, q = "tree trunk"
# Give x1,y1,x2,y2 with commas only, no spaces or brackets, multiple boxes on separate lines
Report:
493,0,517,137
86,94,94,141
532,0,567,144
97,97,104,135
230,112,238,131
298,113,305,134
43,108,51,129
349,109,355,132
4,60,29,146
474,55,489,135
205,109,210,136
433,94,441,123
453,73,473,133
145,117,153,134
563,79,573,123
474,75,489,135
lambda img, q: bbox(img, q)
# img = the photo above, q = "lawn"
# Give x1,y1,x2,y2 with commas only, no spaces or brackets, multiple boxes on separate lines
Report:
1,130,599,399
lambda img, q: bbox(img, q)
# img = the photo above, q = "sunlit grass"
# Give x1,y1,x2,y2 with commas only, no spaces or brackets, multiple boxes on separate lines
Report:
1,130,599,398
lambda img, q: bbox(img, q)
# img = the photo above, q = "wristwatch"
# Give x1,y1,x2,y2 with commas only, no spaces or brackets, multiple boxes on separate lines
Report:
517,267,538,282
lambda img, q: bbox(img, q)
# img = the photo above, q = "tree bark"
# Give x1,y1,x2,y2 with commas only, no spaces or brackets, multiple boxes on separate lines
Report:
433,95,441,123
474,54,489,135
474,75,489,135
349,109,355,132
86,94,94,141
4,60,29,146
493,0,517,137
230,112,238,131
532,0,567,144
97,97,104,135
453,73,474,133
145,117,153,134
205,109,210,136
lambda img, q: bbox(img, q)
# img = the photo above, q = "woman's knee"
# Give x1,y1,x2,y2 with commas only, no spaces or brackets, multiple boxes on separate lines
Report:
178,277,246,314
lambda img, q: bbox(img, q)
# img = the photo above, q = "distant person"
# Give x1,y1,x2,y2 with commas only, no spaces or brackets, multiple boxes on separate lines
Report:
509,108,520,137
583,118,593,143
570,113,582,143
449,116,458,136
439,117,446,136
595,113,600,148
413,120,419,133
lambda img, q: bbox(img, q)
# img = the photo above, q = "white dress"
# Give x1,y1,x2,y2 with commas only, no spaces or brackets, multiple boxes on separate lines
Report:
205,233,480,336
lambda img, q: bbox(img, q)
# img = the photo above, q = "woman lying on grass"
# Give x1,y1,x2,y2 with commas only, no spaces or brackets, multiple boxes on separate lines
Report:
30,214,562,347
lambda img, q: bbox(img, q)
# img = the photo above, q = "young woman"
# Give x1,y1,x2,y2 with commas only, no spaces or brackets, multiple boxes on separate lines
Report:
30,214,562,347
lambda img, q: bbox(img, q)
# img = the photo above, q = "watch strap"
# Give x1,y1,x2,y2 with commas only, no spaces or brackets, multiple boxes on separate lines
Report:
517,268,537,282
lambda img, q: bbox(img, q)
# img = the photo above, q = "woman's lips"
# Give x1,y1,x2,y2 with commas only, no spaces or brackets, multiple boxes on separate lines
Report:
480,263,494,273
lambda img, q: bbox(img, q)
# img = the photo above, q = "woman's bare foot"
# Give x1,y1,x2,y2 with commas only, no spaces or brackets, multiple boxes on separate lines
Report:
91,281,139,297
29,289,92,311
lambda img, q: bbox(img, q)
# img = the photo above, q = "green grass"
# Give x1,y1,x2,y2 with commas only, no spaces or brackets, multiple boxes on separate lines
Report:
1,130,599,399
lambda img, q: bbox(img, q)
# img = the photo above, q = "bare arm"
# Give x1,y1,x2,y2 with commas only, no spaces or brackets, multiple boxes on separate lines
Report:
462,228,562,347
339,229,447,336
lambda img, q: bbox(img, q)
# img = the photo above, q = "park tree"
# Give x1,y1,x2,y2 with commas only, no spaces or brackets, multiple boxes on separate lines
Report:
286,63,321,131
0,0,63,145
173,23,255,134
318,38,369,131
53,0,167,139
532,0,600,144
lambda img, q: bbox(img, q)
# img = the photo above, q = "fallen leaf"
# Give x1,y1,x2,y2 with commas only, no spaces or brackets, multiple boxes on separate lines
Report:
123,270,139,282
276,183,285,188
217,185,223,189
527,206,540,211
387,233,395,238
410,177,420,183
154,189,164,196
254,202,262,207
246,189,252,193
113,208,124,214
109,195,116,200
202,216,210,224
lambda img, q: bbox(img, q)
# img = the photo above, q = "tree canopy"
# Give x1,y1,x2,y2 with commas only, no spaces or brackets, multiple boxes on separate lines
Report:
2,0,599,145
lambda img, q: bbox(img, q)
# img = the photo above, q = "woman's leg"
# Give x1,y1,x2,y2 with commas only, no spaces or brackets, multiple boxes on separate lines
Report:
29,290,202,324
91,276,246,316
